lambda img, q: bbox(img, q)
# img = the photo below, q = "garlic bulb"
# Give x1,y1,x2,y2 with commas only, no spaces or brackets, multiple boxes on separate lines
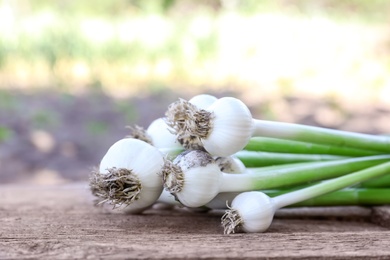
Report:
165,94,217,150
189,94,217,109
222,191,275,234
165,97,254,156
156,154,246,210
90,138,165,213
147,118,182,150
215,156,246,173
202,97,254,156
162,150,222,207
161,149,258,208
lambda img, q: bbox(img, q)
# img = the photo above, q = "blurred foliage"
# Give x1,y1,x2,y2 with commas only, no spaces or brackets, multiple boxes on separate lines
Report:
0,0,390,101
0,89,16,110
0,126,12,142
22,0,390,20
31,110,58,128
86,120,109,136
114,100,138,123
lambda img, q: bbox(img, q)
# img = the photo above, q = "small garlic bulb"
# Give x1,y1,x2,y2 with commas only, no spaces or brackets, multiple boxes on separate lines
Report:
90,138,165,213
222,191,275,234
189,94,218,109
202,97,254,156
215,156,246,173
162,150,222,207
147,118,182,150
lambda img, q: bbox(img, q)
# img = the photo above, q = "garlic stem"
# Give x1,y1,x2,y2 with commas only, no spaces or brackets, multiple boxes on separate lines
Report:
158,147,183,157
245,136,381,157
273,161,390,209
163,150,390,207
265,187,390,207
252,119,390,153
359,173,390,188
207,187,390,210
221,154,390,191
236,150,348,167
223,161,390,234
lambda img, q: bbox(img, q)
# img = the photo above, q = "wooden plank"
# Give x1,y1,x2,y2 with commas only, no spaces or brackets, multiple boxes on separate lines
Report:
0,183,389,259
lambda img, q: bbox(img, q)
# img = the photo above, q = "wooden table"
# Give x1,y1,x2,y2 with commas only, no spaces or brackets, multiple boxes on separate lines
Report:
1,183,389,259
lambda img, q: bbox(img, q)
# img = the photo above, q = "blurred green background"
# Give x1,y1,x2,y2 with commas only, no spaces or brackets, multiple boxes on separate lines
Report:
0,0,389,184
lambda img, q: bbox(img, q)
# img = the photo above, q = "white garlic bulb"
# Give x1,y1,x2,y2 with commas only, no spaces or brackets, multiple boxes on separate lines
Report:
189,94,218,109
162,94,217,151
202,97,254,157
92,138,165,213
146,118,182,150
162,150,222,208
165,96,254,156
222,191,276,234
215,156,246,173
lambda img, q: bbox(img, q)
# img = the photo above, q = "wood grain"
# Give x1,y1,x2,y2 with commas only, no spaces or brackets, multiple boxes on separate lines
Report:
0,183,389,259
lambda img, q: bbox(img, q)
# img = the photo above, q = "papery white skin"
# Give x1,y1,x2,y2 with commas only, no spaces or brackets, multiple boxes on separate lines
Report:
170,150,251,208
203,97,254,157
230,191,276,233
231,157,246,173
173,150,246,207
99,138,165,213
216,156,246,173
205,156,246,209
157,189,178,204
175,161,222,208
157,155,246,209
155,189,180,209
147,118,182,149
189,94,218,109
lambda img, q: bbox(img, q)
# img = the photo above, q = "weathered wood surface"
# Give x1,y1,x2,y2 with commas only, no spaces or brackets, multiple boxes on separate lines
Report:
0,183,389,259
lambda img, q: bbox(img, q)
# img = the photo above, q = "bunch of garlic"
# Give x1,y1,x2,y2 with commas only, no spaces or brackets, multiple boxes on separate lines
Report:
90,93,390,235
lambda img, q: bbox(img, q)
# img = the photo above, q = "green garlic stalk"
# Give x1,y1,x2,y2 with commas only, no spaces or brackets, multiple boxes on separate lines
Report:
245,136,381,157
162,149,390,208
204,187,390,209
236,150,348,167
265,187,390,207
222,161,390,234
359,174,390,188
